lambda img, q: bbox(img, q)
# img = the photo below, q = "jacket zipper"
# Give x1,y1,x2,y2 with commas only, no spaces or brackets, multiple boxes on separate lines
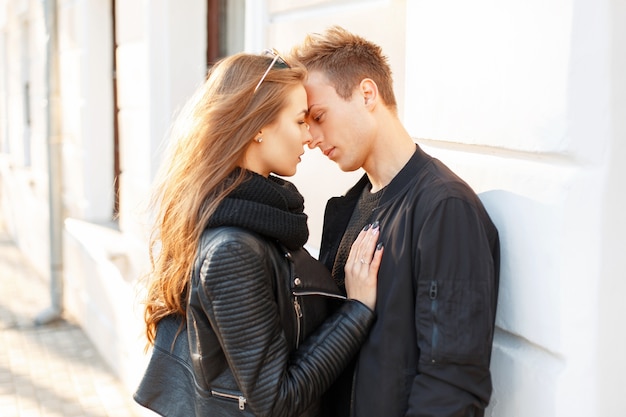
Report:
293,297,303,349
429,280,439,363
293,290,347,300
292,290,346,350
211,389,247,410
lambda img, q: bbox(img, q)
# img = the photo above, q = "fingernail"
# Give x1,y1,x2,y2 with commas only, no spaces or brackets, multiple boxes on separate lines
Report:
363,223,371,231
376,242,384,251
372,220,380,229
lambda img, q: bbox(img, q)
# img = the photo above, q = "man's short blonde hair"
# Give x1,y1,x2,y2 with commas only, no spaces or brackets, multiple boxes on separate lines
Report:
291,26,397,112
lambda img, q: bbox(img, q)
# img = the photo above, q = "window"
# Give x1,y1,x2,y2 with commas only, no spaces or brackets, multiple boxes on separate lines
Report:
207,0,245,66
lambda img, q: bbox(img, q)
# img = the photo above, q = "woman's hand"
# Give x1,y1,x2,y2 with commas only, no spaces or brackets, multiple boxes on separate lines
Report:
344,222,383,311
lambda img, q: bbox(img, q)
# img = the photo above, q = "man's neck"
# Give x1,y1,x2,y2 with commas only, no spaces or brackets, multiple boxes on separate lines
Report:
364,116,416,193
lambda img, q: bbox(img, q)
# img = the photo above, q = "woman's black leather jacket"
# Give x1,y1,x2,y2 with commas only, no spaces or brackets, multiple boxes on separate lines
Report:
134,226,375,416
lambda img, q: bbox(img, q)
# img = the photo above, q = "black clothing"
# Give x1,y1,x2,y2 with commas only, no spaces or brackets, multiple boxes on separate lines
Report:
134,171,376,417
207,169,309,250
330,184,383,288
320,145,500,417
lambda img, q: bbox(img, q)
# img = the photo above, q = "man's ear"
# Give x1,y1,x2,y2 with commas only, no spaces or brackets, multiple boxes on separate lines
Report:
360,78,379,109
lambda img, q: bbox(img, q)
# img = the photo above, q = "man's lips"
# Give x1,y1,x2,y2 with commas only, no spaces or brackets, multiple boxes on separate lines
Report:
322,147,335,157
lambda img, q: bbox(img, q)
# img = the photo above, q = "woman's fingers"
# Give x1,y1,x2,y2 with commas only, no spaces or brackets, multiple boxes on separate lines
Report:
347,222,379,266
369,241,384,271
344,222,383,311
358,221,379,265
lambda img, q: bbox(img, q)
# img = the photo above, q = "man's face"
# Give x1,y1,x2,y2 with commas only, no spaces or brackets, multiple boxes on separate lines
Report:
304,70,371,172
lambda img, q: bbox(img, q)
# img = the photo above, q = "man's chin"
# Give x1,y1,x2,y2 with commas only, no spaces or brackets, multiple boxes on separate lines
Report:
336,162,360,173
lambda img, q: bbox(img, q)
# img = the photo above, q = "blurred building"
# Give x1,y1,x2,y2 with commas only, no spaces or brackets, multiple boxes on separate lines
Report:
0,1,624,416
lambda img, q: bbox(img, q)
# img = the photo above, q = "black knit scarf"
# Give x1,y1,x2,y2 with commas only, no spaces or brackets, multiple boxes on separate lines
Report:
206,170,309,250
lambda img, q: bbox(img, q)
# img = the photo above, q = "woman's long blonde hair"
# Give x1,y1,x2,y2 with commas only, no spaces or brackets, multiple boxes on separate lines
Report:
143,53,306,345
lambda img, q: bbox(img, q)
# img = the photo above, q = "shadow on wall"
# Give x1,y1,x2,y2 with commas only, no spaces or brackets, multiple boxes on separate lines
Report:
479,190,564,417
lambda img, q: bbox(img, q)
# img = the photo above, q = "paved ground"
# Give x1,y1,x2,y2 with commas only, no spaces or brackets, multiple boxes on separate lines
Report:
0,226,146,417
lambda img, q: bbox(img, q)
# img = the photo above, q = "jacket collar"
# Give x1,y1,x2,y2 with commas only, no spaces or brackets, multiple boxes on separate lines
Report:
319,144,431,270
348,143,431,206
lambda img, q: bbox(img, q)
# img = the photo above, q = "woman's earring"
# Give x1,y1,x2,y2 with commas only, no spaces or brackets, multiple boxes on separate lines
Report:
256,137,263,143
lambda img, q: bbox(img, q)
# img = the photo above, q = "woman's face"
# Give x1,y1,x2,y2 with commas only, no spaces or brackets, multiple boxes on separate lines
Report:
243,84,312,177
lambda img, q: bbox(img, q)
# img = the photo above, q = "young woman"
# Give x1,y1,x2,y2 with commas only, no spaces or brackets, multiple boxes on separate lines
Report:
133,51,383,417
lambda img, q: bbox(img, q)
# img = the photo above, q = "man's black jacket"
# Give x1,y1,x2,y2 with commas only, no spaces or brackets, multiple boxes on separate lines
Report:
320,145,500,417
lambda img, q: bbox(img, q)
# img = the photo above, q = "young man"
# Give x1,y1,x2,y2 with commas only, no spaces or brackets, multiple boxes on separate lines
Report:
291,26,500,417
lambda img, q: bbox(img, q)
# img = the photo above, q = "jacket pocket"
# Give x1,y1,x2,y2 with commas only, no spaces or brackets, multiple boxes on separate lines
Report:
292,290,346,349
211,388,247,411
417,279,492,366
285,247,345,350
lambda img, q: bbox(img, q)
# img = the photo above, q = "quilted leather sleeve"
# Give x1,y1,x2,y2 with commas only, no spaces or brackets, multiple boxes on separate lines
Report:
187,228,374,417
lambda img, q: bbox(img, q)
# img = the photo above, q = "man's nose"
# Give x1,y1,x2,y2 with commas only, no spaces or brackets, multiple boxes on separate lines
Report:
303,124,313,145
307,125,322,149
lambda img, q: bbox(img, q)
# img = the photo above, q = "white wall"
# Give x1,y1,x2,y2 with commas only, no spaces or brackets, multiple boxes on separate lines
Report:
402,0,625,416
117,0,206,242
0,0,51,277
58,0,114,223
596,0,626,414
